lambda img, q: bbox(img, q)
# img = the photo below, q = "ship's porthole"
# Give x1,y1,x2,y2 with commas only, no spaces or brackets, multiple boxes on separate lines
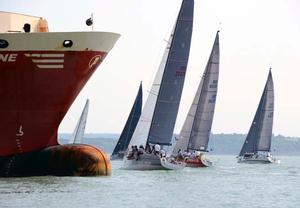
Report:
63,40,73,48
0,39,9,49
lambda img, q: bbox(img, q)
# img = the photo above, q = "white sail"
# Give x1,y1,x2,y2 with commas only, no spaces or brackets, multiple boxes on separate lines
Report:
173,73,205,153
127,28,174,149
173,32,219,154
69,99,89,144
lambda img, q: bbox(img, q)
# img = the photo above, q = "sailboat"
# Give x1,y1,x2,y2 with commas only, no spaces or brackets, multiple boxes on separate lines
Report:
69,99,89,144
172,31,220,167
237,70,279,164
111,83,143,160
122,0,194,170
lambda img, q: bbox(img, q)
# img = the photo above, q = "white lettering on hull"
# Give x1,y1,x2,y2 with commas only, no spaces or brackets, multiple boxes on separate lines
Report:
0,54,18,62
16,125,24,137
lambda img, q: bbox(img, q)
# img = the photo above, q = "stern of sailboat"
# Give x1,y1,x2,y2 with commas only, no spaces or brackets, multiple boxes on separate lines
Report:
185,153,212,167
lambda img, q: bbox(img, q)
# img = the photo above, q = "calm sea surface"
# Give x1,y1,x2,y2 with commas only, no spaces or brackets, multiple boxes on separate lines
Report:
0,155,299,208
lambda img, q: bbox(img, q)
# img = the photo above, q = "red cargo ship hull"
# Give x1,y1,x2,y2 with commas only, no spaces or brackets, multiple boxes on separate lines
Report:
0,50,106,155
0,31,120,176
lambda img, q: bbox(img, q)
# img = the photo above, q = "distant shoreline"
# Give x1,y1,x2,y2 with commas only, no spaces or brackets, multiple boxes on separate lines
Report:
59,133,300,156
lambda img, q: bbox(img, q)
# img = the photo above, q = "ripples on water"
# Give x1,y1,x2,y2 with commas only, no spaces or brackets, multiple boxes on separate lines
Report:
0,155,299,208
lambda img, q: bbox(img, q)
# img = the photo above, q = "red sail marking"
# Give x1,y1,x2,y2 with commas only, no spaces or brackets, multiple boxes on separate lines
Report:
0,51,107,156
175,66,186,76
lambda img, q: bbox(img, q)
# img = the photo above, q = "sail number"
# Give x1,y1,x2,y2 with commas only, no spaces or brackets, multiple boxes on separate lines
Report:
209,80,218,88
175,66,186,76
209,94,217,103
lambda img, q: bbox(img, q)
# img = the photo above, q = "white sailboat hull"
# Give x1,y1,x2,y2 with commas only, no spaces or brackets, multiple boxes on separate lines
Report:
122,153,185,170
110,151,125,160
160,157,186,170
238,155,280,164
122,154,165,170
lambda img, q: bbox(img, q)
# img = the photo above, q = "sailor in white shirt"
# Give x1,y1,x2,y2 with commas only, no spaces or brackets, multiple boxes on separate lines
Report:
154,144,161,155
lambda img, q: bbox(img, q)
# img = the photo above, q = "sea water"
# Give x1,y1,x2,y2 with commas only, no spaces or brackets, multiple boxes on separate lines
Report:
0,155,299,208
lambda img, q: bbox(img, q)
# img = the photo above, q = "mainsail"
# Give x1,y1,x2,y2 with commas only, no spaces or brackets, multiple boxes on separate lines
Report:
127,27,172,149
69,99,89,144
239,70,274,156
147,0,194,145
173,31,220,154
128,0,194,148
111,83,143,156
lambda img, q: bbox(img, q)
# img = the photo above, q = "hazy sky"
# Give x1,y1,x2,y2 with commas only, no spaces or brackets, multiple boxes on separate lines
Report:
1,0,300,136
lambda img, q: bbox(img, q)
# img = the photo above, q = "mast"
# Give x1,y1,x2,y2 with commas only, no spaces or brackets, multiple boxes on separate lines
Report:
173,31,219,154
111,83,142,155
69,99,89,144
147,0,194,145
238,70,274,156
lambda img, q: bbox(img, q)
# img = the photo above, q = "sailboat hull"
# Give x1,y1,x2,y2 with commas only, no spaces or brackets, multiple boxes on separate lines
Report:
238,155,279,164
122,153,168,170
160,157,186,170
0,144,111,177
185,154,212,167
110,151,125,160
